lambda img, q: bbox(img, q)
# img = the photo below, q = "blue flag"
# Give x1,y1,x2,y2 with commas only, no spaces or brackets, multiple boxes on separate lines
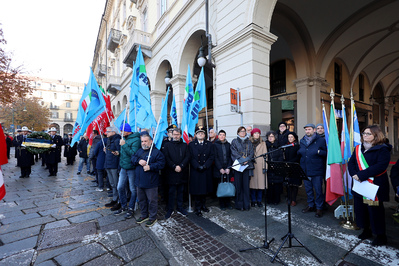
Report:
115,108,127,133
341,105,351,163
71,84,91,147
322,104,329,147
181,65,194,143
80,68,107,134
188,67,207,137
128,46,157,130
154,88,170,149
170,92,178,126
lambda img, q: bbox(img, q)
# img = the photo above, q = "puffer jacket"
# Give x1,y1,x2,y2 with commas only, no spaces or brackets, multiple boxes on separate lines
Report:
119,132,140,169
104,134,121,169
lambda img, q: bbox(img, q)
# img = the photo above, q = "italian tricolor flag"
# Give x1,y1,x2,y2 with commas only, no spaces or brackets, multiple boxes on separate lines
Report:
82,92,91,111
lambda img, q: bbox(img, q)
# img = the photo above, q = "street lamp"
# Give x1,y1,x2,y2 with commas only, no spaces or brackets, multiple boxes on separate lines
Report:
197,46,207,68
165,70,171,85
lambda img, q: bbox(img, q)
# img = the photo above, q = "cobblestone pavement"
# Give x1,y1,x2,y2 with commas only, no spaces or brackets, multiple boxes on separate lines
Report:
1,150,399,265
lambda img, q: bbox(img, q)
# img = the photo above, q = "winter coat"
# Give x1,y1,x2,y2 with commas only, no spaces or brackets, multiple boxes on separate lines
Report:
298,134,327,177
104,134,121,169
45,135,63,164
283,142,301,186
265,140,284,184
250,139,267,189
213,139,232,178
230,137,254,169
89,135,101,159
390,158,399,203
63,137,77,158
78,138,89,158
119,132,140,170
163,139,190,185
132,147,165,189
277,129,290,147
348,144,391,202
13,135,34,167
94,137,107,170
189,139,215,195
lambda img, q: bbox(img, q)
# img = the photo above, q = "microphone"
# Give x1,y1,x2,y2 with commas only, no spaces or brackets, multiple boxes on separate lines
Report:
279,143,297,149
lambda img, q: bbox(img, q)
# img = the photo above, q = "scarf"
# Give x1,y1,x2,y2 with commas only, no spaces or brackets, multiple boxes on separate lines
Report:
304,133,316,145
251,138,260,150
238,135,248,141
363,142,372,151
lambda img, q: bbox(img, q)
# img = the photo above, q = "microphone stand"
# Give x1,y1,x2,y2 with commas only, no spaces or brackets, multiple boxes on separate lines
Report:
238,148,286,264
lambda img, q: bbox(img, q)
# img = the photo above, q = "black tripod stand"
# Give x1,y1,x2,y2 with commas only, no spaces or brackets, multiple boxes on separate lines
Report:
267,161,322,264
239,152,275,253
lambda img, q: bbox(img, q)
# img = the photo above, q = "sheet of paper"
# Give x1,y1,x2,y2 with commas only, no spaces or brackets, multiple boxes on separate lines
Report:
232,159,249,172
352,179,379,200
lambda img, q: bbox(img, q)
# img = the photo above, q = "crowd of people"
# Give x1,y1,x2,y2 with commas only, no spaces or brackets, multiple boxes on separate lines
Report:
5,122,399,246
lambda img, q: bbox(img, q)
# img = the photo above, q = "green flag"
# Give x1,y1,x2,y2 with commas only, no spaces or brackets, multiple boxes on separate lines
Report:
327,104,342,164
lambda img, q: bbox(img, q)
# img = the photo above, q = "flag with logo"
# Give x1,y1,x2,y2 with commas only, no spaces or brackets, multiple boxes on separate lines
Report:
0,124,8,200
326,103,344,205
128,46,156,130
170,92,178,127
80,69,107,133
188,67,207,137
71,83,91,146
154,88,170,149
181,65,194,143
115,108,127,133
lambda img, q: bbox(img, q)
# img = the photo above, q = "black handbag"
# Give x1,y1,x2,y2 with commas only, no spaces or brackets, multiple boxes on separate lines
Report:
217,174,236,197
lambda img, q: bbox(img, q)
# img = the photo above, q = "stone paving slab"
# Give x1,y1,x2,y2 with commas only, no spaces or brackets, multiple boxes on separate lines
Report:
0,236,38,259
43,220,71,230
0,216,55,234
67,211,102,224
34,243,83,265
0,212,41,224
0,249,34,266
125,248,169,266
22,202,68,214
0,225,41,244
53,242,107,266
99,227,146,250
35,260,57,266
82,253,123,266
113,236,156,263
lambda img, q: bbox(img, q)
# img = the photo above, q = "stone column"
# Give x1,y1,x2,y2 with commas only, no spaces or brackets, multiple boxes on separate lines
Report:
212,24,277,139
169,74,187,127
294,76,329,138
387,102,395,152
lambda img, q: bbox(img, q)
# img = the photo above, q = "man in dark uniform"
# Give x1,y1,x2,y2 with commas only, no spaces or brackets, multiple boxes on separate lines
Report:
13,126,34,178
45,127,63,176
63,133,77,165
189,127,215,216
159,124,177,205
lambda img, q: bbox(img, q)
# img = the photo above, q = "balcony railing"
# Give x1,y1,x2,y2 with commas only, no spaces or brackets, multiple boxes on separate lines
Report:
97,64,107,77
107,28,122,53
64,118,74,122
50,106,59,110
107,75,122,96
123,29,152,67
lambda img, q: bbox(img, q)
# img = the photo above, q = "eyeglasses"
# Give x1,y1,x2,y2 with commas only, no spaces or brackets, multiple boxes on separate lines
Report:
362,132,372,136
239,130,246,133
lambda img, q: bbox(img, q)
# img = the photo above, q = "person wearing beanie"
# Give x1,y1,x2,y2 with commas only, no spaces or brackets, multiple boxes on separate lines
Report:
114,123,141,218
316,123,325,138
249,128,267,207
277,121,290,147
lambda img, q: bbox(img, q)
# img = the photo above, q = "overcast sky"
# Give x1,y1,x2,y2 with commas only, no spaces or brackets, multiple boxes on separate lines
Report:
0,0,106,83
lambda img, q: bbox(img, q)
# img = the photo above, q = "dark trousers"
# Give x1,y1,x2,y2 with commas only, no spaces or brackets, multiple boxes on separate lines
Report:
234,170,250,209
21,166,31,177
47,163,58,175
193,194,206,212
354,196,386,235
66,156,75,165
7,147,10,159
168,184,184,211
287,186,299,203
267,183,283,204
137,187,158,221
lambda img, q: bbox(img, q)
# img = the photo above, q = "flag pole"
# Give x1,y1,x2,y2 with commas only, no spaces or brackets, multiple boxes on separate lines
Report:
95,120,105,148
146,113,161,165
121,107,128,141
340,95,351,225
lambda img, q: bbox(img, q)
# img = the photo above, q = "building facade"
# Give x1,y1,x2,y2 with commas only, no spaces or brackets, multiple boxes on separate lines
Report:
30,77,85,137
91,0,399,151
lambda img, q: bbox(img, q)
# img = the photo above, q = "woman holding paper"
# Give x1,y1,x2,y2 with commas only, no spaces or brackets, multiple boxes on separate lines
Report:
348,125,390,246
231,126,254,211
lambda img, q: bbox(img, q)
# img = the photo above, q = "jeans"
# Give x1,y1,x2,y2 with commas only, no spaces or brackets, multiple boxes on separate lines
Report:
106,168,119,202
250,189,263,202
78,157,88,172
167,184,184,212
137,187,158,221
97,169,105,189
117,168,137,209
304,175,324,210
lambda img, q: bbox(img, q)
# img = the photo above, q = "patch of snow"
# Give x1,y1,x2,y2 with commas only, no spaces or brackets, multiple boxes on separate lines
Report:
353,242,399,266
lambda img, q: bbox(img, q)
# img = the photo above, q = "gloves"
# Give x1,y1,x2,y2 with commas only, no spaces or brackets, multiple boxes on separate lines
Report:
51,144,56,148
198,166,204,172
396,187,399,196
